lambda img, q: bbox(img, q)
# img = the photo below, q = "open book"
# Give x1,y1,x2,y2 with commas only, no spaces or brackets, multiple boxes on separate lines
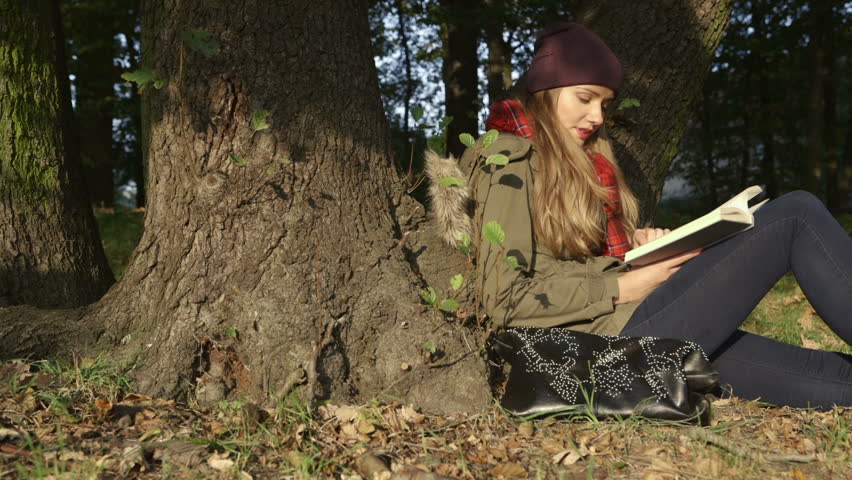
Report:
624,185,768,266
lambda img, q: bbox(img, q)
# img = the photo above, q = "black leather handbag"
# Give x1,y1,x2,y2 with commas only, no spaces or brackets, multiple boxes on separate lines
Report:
492,328,719,423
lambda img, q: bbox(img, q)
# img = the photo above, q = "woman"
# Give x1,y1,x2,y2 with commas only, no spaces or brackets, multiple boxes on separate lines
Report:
466,22,851,408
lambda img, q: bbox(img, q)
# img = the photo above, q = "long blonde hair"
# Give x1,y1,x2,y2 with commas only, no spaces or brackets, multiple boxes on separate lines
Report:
520,89,639,259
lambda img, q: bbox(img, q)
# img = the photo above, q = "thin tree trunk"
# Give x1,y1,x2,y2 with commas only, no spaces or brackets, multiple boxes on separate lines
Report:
66,2,118,207
395,0,413,135
0,0,114,307
821,5,840,209
441,0,480,158
804,6,827,197
740,68,752,190
699,89,719,206
484,0,511,106
576,0,734,221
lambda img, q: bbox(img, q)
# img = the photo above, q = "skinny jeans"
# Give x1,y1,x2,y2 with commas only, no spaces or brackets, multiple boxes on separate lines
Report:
620,191,852,409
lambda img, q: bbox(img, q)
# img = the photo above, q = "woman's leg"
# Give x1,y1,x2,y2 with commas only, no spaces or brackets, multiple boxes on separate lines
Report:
710,331,852,409
620,190,852,407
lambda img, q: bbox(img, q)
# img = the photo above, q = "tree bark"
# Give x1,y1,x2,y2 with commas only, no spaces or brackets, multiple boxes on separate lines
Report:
441,0,480,158
78,0,488,413
484,0,511,106
0,0,114,307
576,0,734,220
804,4,828,197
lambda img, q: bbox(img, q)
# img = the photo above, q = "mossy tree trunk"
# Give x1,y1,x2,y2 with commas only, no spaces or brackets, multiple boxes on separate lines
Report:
576,0,734,220
0,0,114,308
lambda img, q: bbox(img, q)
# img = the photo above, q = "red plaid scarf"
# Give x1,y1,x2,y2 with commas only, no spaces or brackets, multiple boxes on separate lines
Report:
485,99,630,260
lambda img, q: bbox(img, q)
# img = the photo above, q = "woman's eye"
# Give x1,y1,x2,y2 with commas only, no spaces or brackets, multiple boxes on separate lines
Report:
578,97,591,104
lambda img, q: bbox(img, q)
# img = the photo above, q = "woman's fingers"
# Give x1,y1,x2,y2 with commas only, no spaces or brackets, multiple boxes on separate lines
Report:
662,248,703,268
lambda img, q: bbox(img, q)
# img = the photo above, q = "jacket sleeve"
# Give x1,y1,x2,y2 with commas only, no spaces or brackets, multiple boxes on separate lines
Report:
470,140,622,328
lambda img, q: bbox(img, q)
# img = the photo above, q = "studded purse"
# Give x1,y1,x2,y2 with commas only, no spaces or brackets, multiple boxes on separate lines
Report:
492,328,719,423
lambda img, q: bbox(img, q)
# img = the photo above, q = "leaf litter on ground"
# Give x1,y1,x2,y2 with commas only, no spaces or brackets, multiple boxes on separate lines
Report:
1,358,850,479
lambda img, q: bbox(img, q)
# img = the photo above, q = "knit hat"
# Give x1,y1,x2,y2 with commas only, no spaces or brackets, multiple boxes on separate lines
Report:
526,22,623,94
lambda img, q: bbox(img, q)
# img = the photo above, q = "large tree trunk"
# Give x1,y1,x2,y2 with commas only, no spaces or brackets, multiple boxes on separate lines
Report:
0,0,114,307
576,0,734,220
81,0,488,413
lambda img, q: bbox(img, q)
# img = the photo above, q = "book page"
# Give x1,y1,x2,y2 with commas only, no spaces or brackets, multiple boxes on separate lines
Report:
624,185,764,265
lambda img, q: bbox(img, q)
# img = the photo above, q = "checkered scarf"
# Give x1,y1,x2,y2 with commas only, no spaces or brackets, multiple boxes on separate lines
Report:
485,99,630,259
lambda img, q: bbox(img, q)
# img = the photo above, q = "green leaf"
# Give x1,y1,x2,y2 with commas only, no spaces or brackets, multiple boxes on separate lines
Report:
265,167,276,174
484,154,509,166
278,157,292,165
181,28,221,57
450,274,463,291
438,176,464,188
459,133,475,148
504,255,520,270
121,68,156,90
439,299,459,312
421,341,437,354
617,97,641,111
438,116,453,130
481,129,499,149
153,79,165,89
412,105,424,122
457,233,471,257
427,136,446,156
418,287,437,305
417,123,432,129
251,109,271,132
226,327,238,339
229,154,247,166
482,221,505,247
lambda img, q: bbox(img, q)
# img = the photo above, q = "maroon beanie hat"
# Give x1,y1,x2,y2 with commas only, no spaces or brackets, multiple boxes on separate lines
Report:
526,22,623,94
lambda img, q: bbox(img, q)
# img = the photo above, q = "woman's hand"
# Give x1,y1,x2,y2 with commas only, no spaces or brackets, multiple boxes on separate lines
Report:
633,227,671,247
614,249,702,305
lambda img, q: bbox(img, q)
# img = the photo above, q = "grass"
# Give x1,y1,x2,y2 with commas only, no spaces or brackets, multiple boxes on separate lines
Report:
93,207,144,279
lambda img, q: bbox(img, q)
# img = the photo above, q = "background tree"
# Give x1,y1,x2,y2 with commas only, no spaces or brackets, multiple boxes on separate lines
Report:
0,0,113,308
671,0,851,215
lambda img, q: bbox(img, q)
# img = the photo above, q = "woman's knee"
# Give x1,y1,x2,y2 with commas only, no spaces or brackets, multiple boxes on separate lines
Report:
775,190,828,219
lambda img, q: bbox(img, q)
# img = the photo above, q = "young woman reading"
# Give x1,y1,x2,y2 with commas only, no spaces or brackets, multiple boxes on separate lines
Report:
466,22,851,409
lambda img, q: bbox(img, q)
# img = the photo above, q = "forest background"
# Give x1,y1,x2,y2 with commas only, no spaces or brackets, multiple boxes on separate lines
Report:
67,0,852,217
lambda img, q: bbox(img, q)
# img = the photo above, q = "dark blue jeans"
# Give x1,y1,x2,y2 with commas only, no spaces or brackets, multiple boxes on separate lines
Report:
620,191,852,409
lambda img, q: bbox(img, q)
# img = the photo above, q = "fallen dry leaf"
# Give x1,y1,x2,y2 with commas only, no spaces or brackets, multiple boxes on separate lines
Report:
488,461,526,478
553,450,583,466
207,452,234,471
790,470,808,480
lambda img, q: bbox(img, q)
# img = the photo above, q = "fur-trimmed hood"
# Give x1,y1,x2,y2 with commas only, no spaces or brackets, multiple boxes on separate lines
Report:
425,134,533,245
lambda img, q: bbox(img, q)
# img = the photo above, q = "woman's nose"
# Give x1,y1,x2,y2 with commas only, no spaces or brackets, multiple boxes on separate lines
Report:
588,105,604,125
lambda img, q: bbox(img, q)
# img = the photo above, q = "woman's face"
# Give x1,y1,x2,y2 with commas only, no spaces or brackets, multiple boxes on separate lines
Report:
554,85,615,147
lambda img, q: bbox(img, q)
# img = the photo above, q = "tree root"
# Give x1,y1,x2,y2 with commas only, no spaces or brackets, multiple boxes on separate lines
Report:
684,427,817,463
306,316,345,407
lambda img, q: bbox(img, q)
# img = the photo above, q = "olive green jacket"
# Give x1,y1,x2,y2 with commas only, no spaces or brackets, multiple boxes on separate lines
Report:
461,133,641,335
